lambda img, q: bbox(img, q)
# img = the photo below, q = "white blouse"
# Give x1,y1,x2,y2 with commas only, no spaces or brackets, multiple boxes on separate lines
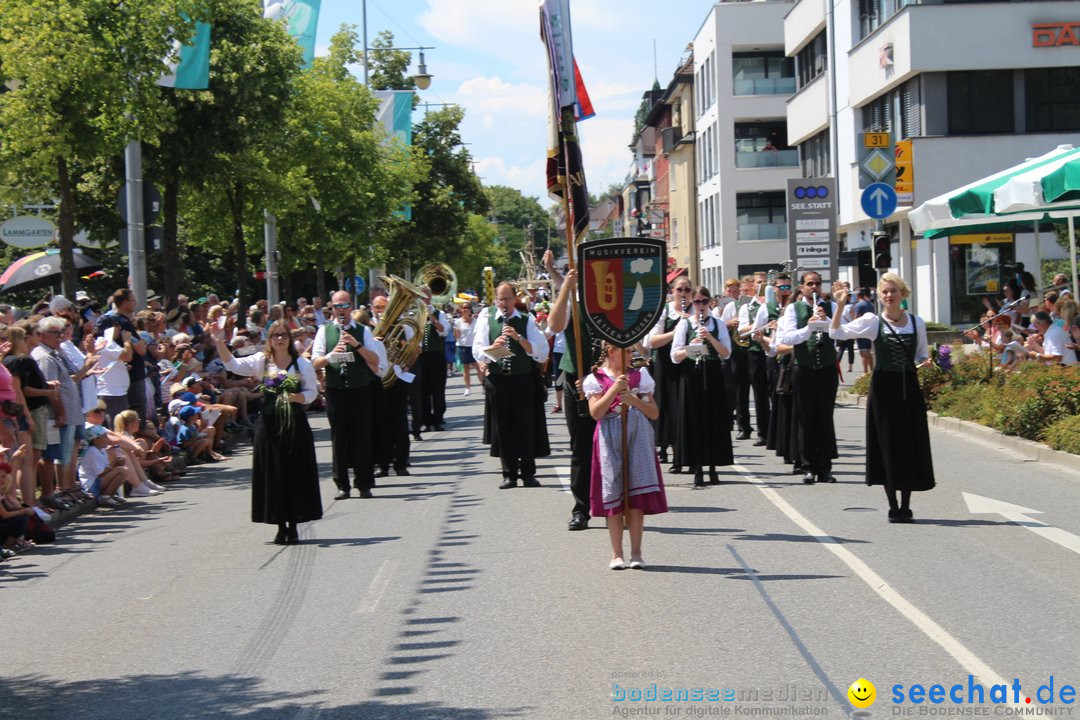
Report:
583,366,656,397
643,302,689,349
829,312,929,364
670,314,731,363
224,354,320,404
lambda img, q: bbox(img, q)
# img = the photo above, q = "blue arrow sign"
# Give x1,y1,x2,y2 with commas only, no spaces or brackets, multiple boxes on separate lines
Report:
861,182,898,220
354,275,366,294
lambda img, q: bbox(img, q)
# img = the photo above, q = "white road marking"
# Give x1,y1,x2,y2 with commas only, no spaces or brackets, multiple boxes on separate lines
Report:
732,462,1028,707
964,492,1080,557
354,558,399,614
555,466,571,493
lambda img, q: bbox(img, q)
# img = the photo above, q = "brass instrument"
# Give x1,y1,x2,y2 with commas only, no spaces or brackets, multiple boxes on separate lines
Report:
373,274,428,388
417,262,457,306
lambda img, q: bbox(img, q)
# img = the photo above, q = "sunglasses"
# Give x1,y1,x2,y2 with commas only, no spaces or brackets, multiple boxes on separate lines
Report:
692,299,711,306
778,284,792,291
270,332,292,340
332,302,351,309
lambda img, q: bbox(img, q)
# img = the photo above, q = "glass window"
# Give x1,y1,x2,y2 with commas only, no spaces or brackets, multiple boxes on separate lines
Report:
735,122,798,168
796,32,827,89
800,130,831,178
947,71,1014,135
732,51,794,96
736,192,787,241
1026,67,1080,132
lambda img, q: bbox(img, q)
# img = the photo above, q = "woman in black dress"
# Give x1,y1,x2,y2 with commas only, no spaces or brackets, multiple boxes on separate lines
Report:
670,286,733,486
212,321,322,544
830,273,935,522
645,275,693,472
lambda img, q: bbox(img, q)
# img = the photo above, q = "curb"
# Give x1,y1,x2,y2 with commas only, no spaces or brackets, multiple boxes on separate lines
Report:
837,390,1080,474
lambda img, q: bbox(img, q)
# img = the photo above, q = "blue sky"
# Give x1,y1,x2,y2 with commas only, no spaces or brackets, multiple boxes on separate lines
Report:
312,0,714,205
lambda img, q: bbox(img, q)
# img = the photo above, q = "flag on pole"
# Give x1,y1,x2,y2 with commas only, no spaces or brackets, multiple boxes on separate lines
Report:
158,21,211,90
374,90,415,221
264,0,322,68
541,0,590,243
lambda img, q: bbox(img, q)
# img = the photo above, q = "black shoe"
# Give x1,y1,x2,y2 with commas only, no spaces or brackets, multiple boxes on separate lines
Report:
817,473,836,484
693,468,705,487
285,527,299,545
753,437,767,447
394,467,410,476
736,430,752,440
792,465,805,475
499,477,517,489
375,468,389,478
658,450,669,463
668,465,682,475
708,468,720,485
334,488,350,500
888,508,901,523
412,432,423,441
568,512,589,531
358,488,373,499
899,508,915,523
802,473,816,484
521,477,541,488
433,423,446,431
273,527,288,545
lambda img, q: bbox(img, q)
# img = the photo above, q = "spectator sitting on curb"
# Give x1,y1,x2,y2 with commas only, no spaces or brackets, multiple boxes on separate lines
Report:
1026,311,1078,366
77,424,129,508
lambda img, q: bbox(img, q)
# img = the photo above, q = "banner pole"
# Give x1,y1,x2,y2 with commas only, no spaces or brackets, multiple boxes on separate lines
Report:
560,110,587,399
621,349,631,520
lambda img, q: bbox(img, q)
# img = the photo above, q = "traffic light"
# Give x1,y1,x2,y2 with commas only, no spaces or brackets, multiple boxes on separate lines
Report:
873,231,891,270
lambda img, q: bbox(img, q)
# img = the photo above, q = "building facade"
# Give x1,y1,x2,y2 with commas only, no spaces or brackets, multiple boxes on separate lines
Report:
785,0,1080,324
694,0,800,293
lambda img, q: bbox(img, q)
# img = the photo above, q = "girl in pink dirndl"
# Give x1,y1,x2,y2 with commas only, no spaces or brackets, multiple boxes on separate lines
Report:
585,344,667,570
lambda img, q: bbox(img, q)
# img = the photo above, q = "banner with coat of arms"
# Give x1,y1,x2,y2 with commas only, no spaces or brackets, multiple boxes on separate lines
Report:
577,237,666,349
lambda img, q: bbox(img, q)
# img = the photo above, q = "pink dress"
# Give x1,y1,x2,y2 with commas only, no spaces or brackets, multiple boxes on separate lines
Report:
586,368,668,517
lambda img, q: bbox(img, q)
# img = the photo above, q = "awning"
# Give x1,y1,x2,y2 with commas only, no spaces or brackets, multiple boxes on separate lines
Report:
666,267,687,284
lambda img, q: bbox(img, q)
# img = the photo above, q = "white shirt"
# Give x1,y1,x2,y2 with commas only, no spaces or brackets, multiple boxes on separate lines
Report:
829,312,929,364
776,300,838,347
583,366,656,397
644,302,688,350
78,445,110,489
311,319,389,376
1041,324,1078,365
223,354,320,404
312,308,327,326
425,309,449,339
454,316,477,347
737,300,769,334
471,307,549,365
670,313,731,363
95,339,130,397
552,331,566,354
60,339,97,415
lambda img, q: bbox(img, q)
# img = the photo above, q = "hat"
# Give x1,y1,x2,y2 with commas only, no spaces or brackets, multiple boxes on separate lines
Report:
169,382,186,397
76,291,90,302
147,289,160,302
177,294,189,303
167,399,186,414
181,375,200,388
179,392,202,405
178,405,201,420
166,308,180,323
86,424,109,441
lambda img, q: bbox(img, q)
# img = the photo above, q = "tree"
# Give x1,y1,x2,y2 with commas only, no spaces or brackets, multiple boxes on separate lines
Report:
367,30,413,92
0,0,210,296
457,213,511,294
484,185,554,279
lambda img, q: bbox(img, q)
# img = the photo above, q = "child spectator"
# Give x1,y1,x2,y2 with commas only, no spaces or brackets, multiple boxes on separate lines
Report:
78,424,129,508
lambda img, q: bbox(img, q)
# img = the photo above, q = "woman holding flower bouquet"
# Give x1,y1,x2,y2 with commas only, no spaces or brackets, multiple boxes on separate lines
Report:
211,321,321,545
829,274,935,524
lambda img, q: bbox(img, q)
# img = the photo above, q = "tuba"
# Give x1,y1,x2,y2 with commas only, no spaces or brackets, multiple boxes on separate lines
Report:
417,262,457,306
373,275,428,388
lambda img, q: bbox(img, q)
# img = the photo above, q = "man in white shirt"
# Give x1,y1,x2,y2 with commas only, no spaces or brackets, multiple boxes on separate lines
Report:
311,290,388,499
473,282,550,489
1029,311,1078,366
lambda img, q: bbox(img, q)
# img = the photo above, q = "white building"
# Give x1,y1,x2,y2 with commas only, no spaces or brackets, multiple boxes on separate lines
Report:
785,0,1080,325
694,0,800,293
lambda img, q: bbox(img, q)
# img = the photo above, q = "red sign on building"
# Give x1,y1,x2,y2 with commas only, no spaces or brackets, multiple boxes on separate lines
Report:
1032,22,1080,47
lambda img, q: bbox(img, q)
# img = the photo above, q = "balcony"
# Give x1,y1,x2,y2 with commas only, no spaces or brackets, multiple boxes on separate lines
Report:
735,149,799,168
733,77,796,96
737,222,788,241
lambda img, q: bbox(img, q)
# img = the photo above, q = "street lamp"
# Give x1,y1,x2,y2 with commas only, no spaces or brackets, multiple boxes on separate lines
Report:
361,0,434,90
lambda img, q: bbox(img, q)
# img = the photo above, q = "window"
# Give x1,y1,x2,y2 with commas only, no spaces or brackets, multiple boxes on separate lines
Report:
800,130,831,178
796,32,827,89
736,192,787,241
734,122,797,168
858,0,917,40
862,78,922,139
1026,67,1080,132
948,71,1014,135
732,51,794,96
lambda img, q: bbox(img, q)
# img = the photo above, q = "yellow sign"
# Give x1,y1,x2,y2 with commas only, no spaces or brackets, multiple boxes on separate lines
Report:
895,139,913,198
864,132,890,148
949,233,1013,245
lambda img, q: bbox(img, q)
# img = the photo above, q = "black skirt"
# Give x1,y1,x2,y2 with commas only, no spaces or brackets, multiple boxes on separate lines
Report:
252,400,323,525
486,373,551,460
675,359,733,468
652,346,682,450
866,370,935,491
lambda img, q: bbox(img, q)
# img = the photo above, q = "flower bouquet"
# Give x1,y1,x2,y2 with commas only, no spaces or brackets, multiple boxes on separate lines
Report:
261,371,303,436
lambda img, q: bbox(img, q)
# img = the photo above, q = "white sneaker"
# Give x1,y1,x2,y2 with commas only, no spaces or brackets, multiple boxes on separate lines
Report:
144,479,166,492
462,388,471,397
129,485,160,497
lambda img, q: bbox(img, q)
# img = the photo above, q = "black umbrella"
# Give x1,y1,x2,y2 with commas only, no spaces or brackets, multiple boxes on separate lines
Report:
0,248,102,293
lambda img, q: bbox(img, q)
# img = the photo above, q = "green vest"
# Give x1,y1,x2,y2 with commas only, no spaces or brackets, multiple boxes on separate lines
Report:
558,304,598,377
422,313,446,354
746,298,764,354
323,322,373,389
729,297,750,353
874,314,918,372
682,316,721,362
793,301,837,369
487,311,532,376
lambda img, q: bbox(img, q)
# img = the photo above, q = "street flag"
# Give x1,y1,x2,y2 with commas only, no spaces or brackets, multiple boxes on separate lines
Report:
541,0,590,243
573,58,594,121
374,90,415,221
158,21,211,90
264,0,322,68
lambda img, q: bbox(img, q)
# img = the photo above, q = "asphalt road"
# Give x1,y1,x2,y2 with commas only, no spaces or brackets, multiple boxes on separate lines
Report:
2,375,1079,720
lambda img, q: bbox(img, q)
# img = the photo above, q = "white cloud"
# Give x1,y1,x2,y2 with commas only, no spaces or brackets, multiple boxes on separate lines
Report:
419,0,538,69
455,76,547,115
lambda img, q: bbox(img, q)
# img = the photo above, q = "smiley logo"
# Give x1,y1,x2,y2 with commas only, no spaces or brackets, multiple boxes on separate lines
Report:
848,678,876,709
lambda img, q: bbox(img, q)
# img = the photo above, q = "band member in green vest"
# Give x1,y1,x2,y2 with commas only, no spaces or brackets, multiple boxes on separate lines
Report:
311,290,388,500
830,274,935,522
418,289,449,432
473,282,550,489
776,272,838,485
547,265,602,530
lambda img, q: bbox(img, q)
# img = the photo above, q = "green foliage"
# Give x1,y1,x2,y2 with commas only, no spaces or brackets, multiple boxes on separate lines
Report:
924,321,954,332
1043,415,1080,455
456,214,510,296
367,30,413,92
